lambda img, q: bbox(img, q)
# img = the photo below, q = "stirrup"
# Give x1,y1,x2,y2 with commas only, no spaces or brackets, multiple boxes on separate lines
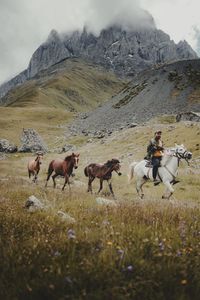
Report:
154,181,160,186
171,179,180,185
153,179,160,186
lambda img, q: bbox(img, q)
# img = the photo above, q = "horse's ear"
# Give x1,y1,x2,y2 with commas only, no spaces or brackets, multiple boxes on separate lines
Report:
72,152,75,156
175,143,178,147
77,153,80,157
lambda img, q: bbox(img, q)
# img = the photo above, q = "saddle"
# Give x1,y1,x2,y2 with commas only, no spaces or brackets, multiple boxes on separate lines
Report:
144,159,161,168
145,161,152,168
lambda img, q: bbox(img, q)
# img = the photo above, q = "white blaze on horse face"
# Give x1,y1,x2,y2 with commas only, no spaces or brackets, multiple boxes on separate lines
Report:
38,155,43,164
74,155,79,169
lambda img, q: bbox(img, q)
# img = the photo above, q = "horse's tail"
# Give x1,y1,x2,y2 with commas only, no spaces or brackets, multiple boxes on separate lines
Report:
47,161,54,175
128,162,137,183
84,166,89,177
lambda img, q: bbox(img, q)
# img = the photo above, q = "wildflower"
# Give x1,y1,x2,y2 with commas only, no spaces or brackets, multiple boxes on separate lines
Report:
143,238,149,243
49,284,55,290
176,250,182,257
67,228,76,239
127,265,134,272
64,276,73,285
26,285,32,292
102,220,110,226
117,248,124,260
181,279,187,285
159,241,165,251
54,251,61,257
107,241,113,246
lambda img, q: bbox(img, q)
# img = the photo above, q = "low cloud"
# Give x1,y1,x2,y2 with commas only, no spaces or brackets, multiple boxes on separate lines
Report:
193,26,200,55
0,0,199,85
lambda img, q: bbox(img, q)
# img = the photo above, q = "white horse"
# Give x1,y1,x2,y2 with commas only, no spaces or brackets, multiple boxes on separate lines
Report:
129,144,192,199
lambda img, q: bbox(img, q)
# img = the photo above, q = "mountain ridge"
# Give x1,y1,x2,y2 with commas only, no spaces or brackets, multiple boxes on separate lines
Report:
69,58,200,135
0,58,126,110
0,23,198,99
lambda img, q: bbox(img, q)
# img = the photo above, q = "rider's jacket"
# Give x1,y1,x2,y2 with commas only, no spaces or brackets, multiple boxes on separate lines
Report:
148,138,164,158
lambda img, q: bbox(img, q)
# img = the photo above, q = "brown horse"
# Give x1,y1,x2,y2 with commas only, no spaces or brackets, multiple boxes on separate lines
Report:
45,153,80,191
27,152,43,183
84,158,121,198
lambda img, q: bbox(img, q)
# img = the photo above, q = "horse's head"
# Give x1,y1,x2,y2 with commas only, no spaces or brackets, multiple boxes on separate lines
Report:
35,152,43,164
174,144,192,161
72,152,80,169
106,158,122,175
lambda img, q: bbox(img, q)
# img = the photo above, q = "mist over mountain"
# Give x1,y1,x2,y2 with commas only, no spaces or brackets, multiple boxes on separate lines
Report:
0,9,198,100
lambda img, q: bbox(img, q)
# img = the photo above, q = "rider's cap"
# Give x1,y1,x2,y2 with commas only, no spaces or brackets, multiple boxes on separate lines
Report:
155,130,162,134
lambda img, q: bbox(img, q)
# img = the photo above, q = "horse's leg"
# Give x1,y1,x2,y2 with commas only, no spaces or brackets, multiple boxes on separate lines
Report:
136,178,146,199
35,170,40,183
107,179,115,199
88,176,95,193
162,181,174,200
34,170,39,183
52,174,58,188
32,171,37,183
62,174,69,191
33,172,37,183
97,178,103,194
45,170,54,187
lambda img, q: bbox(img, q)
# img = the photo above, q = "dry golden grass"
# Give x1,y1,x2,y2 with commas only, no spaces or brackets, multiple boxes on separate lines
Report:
0,115,200,300
0,106,73,145
0,118,199,202
3,59,126,111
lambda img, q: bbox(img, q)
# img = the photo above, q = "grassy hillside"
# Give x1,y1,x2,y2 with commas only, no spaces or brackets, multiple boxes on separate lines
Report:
0,107,73,146
0,58,127,147
1,58,126,111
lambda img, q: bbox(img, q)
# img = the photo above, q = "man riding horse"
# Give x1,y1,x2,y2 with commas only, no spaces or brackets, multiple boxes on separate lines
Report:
145,130,164,184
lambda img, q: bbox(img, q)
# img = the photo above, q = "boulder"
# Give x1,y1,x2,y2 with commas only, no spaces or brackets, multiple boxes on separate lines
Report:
57,211,76,224
176,112,200,122
61,144,76,153
24,195,45,212
96,197,118,207
19,128,48,153
0,138,17,153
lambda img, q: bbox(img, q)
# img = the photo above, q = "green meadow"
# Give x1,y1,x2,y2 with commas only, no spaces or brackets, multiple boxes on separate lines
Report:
0,106,200,299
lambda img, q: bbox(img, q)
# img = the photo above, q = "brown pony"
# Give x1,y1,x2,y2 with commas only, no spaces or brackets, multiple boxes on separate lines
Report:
45,153,80,191
84,158,121,198
27,152,43,183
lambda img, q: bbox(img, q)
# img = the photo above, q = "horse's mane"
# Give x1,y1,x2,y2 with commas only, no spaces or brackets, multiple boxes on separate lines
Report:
64,155,73,161
105,159,120,167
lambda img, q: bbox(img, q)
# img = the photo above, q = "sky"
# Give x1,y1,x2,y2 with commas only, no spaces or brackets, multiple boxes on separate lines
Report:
0,0,200,85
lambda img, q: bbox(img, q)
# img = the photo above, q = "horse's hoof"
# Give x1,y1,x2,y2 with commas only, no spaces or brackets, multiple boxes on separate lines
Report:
162,196,169,199
118,172,122,176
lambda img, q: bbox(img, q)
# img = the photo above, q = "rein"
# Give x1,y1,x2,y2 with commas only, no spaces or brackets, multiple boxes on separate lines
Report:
174,150,190,166
163,150,189,179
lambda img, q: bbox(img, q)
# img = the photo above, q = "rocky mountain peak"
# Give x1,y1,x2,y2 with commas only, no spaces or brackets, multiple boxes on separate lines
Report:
47,29,61,43
0,16,198,100
176,40,197,59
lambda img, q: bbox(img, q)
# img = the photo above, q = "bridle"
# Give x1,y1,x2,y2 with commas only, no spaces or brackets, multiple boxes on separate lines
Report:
162,148,192,179
173,149,191,166
102,161,121,178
